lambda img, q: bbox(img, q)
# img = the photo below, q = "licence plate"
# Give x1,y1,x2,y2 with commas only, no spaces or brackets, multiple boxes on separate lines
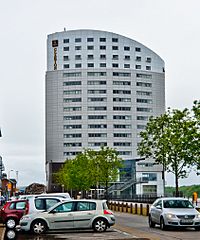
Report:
181,219,193,223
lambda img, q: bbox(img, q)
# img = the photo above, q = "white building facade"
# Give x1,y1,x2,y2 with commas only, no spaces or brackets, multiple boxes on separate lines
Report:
46,29,165,195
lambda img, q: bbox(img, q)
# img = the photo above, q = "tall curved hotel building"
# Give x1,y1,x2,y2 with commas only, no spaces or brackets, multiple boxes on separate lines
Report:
46,29,165,195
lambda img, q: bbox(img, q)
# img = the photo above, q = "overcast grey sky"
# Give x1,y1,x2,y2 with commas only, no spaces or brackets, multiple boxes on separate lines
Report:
0,0,199,187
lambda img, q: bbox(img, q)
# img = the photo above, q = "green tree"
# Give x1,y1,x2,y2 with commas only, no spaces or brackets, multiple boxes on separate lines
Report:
138,106,199,197
55,147,123,198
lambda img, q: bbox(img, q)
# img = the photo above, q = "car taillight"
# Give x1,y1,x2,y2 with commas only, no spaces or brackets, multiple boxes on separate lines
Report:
104,209,113,215
25,202,29,215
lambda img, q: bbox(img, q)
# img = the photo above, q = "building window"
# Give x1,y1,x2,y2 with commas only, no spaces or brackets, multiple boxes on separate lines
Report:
113,106,131,111
136,65,141,69
88,124,107,129
124,46,130,51
64,142,82,147
87,38,94,42
88,142,107,147
75,46,81,50
136,82,152,87
137,107,152,112
142,173,157,182
64,152,81,156
88,106,107,111
88,89,106,94
64,133,82,138
63,56,69,61
112,63,118,68
137,98,152,104
135,47,141,52
113,115,131,120
137,116,149,121
87,55,94,59
112,46,118,50
88,133,107,138
63,47,69,51
124,55,130,60
63,116,82,120
124,64,130,68
75,38,81,42
87,45,94,50
75,63,82,68
113,90,131,94
143,185,157,194
99,37,106,42
113,72,131,77
63,125,82,129
113,133,132,138
113,97,131,102
88,115,107,119
63,64,69,69
114,124,131,129
114,142,131,146
63,90,82,95
100,63,106,67
117,151,132,156
136,73,152,79
87,72,107,76
63,81,81,86
146,66,151,71
63,98,82,103
100,45,106,50
112,55,118,60
136,56,141,61
100,54,106,59
88,63,94,67
136,91,152,96
146,57,152,63
63,72,82,77
113,81,131,86
88,97,107,102
112,38,118,42
63,39,69,43
75,55,81,60
137,124,146,129
63,107,81,111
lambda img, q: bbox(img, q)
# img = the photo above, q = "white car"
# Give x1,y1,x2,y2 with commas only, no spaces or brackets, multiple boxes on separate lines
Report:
20,199,115,234
149,197,200,230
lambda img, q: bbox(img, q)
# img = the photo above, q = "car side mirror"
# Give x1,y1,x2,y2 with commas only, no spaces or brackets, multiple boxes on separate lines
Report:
49,209,56,214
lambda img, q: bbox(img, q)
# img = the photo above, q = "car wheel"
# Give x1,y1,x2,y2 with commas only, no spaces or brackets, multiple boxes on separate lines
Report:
6,229,16,239
6,218,17,229
31,220,47,234
149,215,155,228
93,218,107,232
160,217,167,230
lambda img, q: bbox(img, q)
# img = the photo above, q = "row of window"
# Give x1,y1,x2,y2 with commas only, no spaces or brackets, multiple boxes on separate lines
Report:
63,115,150,120
63,90,152,95
63,55,151,62
63,97,152,103
63,142,133,147
63,81,152,87
62,43,140,52
63,133,133,138
63,124,133,129
63,151,132,156
62,72,152,78
63,63,151,70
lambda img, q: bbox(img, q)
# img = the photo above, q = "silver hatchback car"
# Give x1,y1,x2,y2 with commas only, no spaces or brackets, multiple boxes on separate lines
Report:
20,199,115,234
149,197,200,230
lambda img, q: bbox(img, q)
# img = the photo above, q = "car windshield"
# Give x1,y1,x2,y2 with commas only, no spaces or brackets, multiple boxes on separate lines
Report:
163,199,194,208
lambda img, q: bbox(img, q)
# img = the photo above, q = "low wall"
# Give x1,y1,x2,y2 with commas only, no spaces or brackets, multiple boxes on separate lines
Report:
108,201,150,216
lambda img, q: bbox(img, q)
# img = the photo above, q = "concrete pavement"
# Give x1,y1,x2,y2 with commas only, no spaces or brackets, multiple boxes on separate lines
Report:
0,224,5,240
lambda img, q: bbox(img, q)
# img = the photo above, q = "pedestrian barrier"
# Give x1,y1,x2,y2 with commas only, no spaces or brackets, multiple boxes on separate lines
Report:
108,201,150,216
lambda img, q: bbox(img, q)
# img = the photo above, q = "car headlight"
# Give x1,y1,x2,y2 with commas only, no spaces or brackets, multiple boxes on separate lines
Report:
166,213,177,219
196,214,200,219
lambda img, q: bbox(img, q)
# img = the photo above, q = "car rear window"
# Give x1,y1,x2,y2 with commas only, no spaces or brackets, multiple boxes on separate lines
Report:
77,202,96,211
35,199,46,210
102,202,108,210
9,201,26,210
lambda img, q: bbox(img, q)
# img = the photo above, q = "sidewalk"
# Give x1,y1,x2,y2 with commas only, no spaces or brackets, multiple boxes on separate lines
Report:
0,223,5,240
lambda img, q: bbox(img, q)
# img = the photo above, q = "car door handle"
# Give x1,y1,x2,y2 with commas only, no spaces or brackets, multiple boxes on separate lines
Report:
87,213,92,215
68,213,73,216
